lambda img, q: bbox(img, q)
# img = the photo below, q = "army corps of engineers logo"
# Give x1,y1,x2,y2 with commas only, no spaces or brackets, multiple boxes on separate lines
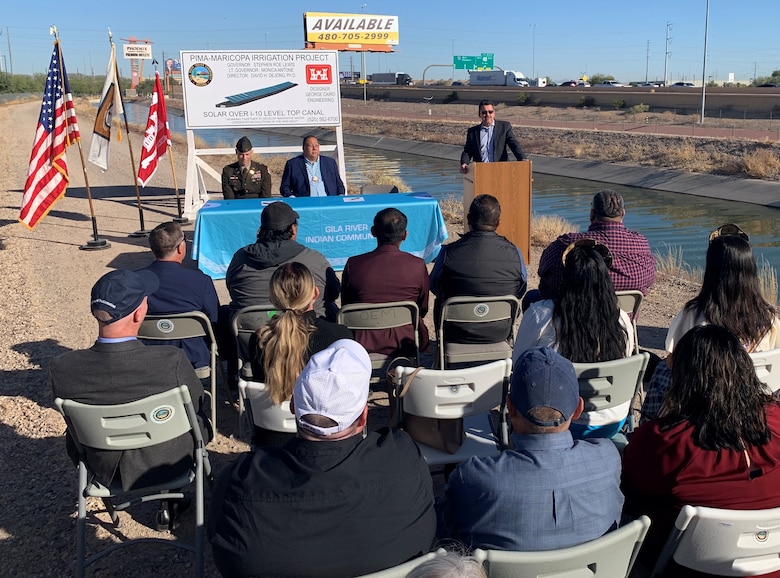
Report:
188,63,213,87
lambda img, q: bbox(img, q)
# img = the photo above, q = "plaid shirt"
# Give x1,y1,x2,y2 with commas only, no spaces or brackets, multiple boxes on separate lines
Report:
537,221,656,300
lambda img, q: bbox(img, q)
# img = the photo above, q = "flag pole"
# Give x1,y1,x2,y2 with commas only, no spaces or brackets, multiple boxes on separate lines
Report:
52,27,110,250
109,29,150,238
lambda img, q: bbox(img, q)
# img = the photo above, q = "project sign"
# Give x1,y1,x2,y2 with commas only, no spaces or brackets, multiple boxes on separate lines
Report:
304,12,399,46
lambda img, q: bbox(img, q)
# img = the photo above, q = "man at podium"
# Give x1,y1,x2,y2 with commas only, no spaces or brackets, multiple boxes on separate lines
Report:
460,100,525,174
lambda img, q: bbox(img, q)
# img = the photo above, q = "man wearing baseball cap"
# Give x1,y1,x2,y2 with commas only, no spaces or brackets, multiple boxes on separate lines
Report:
225,201,340,319
209,340,435,577
436,347,623,551
50,269,212,531
221,136,272,199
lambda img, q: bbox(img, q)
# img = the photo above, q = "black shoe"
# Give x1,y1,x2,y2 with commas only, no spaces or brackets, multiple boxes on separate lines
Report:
155,497,192,532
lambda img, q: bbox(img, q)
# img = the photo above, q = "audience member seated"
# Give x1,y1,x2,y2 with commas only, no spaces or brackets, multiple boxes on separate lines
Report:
623,325,780,573
642,226,780,421
249,262,352,446
50,270,212,530
513,240,634,438
436,347,623,551
527,189,655,309
341,207,430,356
430,194,527,344
208,340,436,577
140,221,219,375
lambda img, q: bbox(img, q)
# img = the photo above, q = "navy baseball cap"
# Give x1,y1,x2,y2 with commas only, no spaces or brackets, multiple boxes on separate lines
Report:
510,347,580,427
90,269,159,324
261,202,299,231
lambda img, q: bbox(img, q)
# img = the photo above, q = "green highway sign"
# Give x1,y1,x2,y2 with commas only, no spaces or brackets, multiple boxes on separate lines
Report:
453,53,494,70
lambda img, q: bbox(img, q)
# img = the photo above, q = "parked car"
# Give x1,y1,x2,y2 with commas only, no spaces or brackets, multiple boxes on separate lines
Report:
576,81,591,87
451,81,465,86
594,80,625,87
671,82,695,87
636,82,660,87
559,80,578,87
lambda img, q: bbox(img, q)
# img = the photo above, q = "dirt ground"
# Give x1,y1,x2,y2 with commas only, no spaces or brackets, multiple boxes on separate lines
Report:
0,99,697,576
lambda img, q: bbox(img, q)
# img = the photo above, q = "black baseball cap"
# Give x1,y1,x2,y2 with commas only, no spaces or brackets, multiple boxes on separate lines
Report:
260,202,299,231
90,269,159,324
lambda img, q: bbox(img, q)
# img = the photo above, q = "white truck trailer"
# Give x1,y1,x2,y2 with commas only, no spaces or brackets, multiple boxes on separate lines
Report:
468,70,529,87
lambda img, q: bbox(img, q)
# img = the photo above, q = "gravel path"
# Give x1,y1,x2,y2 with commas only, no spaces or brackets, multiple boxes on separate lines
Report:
0,99,695,576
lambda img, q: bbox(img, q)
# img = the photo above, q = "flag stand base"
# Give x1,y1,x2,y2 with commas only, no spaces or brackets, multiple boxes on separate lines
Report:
174,216,190,224
80,238,112,251
128,230,151,238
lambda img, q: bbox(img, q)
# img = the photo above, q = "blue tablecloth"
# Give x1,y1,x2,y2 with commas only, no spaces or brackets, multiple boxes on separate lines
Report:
192,193,449,279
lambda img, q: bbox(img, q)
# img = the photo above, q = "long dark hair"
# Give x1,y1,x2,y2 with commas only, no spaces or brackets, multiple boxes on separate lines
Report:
660,325,775,450
554,243,627,362
686,235,776,351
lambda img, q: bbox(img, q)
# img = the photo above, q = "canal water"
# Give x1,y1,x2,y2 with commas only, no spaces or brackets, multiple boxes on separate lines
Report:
124,103,780,273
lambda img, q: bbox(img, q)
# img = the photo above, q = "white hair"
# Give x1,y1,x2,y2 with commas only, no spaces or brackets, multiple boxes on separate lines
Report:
405,551,486,578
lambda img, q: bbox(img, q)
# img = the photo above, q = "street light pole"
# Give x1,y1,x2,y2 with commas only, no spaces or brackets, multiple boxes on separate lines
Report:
530,24,536,81
361,4,367,102
700,0,709,124
451,37,456,81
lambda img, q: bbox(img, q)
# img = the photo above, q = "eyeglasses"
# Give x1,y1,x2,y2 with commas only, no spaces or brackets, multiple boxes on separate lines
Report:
562,238,614,269
709,223,749,243
179,235,187,246
480,110,495,115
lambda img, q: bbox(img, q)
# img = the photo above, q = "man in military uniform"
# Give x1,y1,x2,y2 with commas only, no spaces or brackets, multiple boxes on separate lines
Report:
222,136,272,199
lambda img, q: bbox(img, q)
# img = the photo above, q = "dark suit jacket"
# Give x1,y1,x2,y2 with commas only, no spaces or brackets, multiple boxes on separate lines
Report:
280,154,345,197
341,244,430,355
460,120,525,165
50,340,210,491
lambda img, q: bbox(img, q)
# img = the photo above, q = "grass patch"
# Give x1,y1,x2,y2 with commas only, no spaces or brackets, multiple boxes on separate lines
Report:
531,214,578,246
759,258,779,305
439,194,463,226
742,149,780,179
654,245,701,283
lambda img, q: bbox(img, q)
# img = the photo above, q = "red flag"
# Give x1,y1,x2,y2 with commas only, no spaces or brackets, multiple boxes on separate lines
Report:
19,42,80,230
137,71,171,187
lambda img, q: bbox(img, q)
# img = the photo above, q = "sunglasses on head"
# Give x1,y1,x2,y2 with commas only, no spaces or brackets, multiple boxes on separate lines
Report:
562,238,614,269
709,223,749,243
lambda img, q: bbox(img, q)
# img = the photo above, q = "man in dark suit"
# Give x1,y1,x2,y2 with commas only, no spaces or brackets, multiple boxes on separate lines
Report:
460,100,525,174
221,136,272,198
50,269,212,530
280,135,345,197
341,208,430,357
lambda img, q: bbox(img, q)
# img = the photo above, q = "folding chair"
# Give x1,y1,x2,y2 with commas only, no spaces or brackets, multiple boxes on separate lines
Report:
230,305,277,435
572,353,650,450
54,385,211,578
338,301,421,384
395,359,512,466
615,290,643,354
652,505,780,577
750,348,780,395
238,381,297,447
474,516,651,578
139,311,225,436
437,295,520,369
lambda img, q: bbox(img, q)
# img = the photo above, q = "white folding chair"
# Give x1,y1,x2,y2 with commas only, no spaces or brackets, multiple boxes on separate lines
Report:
615,290,643,354
237,381,297,447
338,301,421,383
139,311,224,436
750,348,780,395
55,385,211,578
572,353,650,449
437,295,520,369
395,359,512,466
652,505,780,577
474,516,651,578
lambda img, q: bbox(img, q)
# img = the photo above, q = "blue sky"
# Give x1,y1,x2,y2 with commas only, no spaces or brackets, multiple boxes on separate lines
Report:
3,1,778,83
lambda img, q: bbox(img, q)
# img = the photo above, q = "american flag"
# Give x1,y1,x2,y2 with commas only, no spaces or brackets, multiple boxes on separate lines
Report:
19,42,80,230
137,71,171,187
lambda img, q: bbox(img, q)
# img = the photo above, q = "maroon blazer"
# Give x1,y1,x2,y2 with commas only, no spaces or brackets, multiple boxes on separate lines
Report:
341,244,430,356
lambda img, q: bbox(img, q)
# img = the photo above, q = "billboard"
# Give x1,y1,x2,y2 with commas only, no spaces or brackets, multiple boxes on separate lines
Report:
180,50,341,129
123,44,153,59
304,12,398,51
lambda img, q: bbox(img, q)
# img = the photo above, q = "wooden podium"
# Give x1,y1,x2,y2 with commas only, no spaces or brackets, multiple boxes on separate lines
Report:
463,160,532,264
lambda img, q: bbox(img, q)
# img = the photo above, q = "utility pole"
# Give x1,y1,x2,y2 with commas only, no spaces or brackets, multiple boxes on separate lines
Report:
530,24,536,81
451,37,456,80
664,21,673,86
700,0,709,124
645,40,650,83
361,4,367,102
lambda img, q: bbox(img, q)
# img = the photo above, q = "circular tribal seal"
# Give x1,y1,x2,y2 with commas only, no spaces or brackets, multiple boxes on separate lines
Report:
473,303,490,317
156,319,175,334
188,63,213,87
151,405,175,423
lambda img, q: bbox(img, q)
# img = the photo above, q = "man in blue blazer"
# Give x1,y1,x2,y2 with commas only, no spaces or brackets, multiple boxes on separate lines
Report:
280,135,346,197
460,100,525,174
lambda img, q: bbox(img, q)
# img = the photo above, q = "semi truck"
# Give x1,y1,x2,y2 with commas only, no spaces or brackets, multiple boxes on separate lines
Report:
468,70,529,87
369,72,414,85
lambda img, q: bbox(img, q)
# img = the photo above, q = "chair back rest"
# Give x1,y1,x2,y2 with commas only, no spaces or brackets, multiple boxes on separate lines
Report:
615,290,642,354
338,301,420,358
473,516,651,578
139,311,214,342
749,348,780,394
238,381,297,433
396,359,511,419
54,386,196,451
231,305,277,365
439,295,520,342
572,353,649,414
663,505,780,576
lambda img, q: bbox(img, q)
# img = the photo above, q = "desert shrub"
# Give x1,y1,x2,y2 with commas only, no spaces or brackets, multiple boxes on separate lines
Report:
516,92,530,105
630,103,650,114
741,149,780,179
531,214,578,246
533,97,543,106
362,169,409,192
577,96,595,108
443,91,458,104
759,259,779,305
613,99,626,110
439,194,463,225
654,245,700,283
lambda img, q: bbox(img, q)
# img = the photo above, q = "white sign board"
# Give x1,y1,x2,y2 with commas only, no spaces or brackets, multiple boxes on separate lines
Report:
123,44,153,59
180,50,342,129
